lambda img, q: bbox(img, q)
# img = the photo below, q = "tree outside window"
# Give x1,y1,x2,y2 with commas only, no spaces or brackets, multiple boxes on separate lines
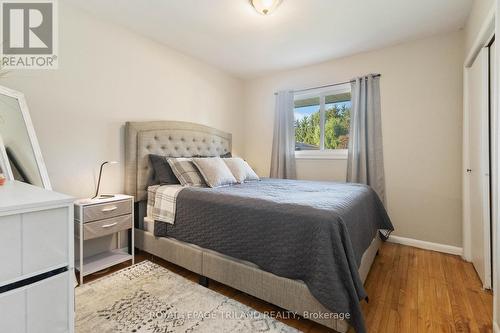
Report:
294,87,351,151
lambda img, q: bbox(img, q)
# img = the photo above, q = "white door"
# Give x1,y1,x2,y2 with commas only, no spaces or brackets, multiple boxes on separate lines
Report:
489,40,495,290
469,46,492,289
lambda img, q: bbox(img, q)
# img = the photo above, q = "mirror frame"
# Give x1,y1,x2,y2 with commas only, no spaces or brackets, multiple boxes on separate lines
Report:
0,85,51,189
0,133,13,180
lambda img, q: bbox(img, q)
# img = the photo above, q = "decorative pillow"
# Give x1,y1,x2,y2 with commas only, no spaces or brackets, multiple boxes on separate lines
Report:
167,158,206,187
148,154,180,185
192,157,237,188
223,158,260,183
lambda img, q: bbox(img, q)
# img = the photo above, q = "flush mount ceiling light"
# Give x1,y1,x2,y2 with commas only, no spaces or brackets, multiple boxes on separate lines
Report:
251,0,282,15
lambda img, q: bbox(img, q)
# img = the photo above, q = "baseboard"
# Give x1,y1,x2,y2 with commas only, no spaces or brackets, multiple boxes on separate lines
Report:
387,235,463,256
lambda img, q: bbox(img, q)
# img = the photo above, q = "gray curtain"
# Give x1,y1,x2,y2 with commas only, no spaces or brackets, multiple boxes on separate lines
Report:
270,90,296,179
347,75,386,204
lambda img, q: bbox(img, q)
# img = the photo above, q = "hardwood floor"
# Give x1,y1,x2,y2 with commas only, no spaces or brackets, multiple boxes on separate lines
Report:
78,243,493,332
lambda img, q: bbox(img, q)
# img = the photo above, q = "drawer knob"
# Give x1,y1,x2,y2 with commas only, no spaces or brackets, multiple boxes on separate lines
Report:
101,222,118,228
101,206,118,212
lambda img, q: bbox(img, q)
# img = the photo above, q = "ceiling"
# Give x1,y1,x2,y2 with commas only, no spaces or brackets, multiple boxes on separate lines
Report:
67,0,473,78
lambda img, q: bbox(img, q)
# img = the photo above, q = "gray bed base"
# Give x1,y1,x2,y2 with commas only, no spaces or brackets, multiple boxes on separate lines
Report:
134,226,381,332
125,121,381,332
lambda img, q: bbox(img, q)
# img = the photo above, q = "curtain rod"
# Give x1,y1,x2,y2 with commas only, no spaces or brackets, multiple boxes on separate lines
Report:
274,73,381,95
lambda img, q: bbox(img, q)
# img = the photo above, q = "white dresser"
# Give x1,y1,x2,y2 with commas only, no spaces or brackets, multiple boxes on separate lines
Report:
0,181,74,333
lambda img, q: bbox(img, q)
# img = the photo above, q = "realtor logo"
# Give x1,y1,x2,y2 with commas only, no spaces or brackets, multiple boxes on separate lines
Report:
1,0,58,69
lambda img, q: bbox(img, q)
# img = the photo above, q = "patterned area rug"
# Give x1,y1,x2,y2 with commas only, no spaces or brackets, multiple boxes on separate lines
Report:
76,261,300,333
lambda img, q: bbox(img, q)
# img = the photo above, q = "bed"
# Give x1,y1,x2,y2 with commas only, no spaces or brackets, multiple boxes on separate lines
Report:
124,121,393,333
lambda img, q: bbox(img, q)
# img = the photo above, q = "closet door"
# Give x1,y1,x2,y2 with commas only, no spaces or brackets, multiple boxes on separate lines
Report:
489,39,496,288
469,46,491,289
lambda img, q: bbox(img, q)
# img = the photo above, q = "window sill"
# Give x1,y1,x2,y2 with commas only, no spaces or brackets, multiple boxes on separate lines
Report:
295,150,348,160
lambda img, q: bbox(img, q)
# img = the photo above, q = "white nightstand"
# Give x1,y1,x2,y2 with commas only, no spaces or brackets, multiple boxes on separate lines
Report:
74,194,134,284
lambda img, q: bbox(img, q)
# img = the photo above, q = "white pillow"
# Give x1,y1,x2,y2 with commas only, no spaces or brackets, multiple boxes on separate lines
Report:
192,157,237,188
223,158,260,183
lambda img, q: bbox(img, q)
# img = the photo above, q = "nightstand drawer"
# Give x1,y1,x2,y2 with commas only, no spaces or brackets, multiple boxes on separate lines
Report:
83,214,132,240
81,199,131,223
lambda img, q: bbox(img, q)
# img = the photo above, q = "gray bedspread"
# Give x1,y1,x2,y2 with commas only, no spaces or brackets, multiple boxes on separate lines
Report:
154,178,393,332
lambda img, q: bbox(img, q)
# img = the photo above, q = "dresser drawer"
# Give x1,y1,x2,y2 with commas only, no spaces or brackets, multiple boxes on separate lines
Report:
23,208,69,276
0,284,25,333
27,271,70,333
0,207,69,285
83,214,132,240
0,270,70,333
0,215,22,284
80,199,131,223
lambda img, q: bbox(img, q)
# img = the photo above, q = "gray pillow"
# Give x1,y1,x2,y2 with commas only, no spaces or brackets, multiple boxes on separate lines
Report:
223,158,260,183
192,152,232,158
167,158,206,187
192,157,237,188
149,154,180,185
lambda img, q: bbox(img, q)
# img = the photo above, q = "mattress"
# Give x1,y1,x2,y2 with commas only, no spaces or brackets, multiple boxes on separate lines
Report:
143,216,155,233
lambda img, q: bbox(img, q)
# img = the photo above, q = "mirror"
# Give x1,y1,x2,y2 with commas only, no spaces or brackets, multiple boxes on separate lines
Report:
0,85,51,189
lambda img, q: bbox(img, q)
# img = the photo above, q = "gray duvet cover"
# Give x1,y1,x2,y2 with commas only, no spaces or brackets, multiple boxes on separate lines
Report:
154,178,393,333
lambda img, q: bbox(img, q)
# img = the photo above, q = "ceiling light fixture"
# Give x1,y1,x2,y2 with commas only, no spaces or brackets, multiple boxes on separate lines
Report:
251,0,282,15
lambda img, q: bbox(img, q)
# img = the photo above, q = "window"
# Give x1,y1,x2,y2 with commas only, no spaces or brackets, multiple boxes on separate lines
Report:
293,83,351,159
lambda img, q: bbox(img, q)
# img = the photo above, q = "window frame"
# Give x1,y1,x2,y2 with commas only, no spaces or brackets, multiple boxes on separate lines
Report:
293,83,351,160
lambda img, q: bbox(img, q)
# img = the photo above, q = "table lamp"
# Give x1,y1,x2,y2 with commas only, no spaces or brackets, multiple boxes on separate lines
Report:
92,161,118,199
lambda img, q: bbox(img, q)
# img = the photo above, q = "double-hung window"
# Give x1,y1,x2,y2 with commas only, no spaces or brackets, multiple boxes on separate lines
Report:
293,83,351,159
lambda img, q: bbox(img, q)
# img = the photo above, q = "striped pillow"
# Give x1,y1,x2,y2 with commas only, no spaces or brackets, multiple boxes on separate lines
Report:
167,158,206,187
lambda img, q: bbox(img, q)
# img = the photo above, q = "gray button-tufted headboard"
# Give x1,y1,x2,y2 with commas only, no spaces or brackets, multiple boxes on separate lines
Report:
125,121,232,201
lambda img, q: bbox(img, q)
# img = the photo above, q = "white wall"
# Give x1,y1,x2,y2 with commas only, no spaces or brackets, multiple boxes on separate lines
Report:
295,159,347,182
0,2,244,199
243,31,464,247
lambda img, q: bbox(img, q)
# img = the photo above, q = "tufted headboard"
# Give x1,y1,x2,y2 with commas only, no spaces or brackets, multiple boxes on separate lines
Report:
124,121,232,201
